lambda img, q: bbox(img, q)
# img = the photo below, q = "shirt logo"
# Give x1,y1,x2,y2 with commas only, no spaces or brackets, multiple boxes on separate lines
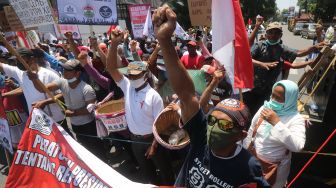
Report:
140,101,144,109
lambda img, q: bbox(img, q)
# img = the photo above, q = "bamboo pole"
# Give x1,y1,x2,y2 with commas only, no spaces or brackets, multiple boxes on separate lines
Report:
0,33,62,109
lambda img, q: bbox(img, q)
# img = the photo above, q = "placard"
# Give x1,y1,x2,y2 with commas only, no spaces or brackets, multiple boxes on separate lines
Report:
128,4,151,39
9,0,54,28
3,6,25,31
57,0,118,25
187,0,212,26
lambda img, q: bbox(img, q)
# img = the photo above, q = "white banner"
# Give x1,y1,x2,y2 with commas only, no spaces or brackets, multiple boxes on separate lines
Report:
57,0,118,25
0,117,13,154
9,0,54,28
128,4,151,39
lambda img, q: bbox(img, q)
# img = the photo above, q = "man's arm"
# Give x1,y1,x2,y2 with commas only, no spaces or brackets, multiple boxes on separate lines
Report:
290,60,313,69
32,93,63,109
199,70,223,111
296,42,325,57
2,87,23,97
106,30,124,83
249,17,263,46
153,6,199,123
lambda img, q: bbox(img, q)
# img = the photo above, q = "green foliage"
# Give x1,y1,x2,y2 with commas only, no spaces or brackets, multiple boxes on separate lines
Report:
240,0,277,21
297,0,336,22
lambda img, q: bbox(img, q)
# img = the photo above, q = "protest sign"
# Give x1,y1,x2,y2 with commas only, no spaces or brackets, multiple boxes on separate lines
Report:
187,0,212,26
56,25,82,39
0,11,11,32
128,4,151,39
3,6,25,31
0,98,13,154
57,0,118,25
5,108,154,188
9,0,54,29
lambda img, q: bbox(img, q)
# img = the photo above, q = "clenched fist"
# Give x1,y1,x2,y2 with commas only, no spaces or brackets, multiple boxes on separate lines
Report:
152,5,177,40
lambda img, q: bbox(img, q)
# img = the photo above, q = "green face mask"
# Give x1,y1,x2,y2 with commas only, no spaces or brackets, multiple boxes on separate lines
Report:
266,39,281,46
206,116,240,150
265,99,284,112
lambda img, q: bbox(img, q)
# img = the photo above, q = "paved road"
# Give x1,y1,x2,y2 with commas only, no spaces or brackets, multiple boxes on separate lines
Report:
0,25,315,187
281,24,314,82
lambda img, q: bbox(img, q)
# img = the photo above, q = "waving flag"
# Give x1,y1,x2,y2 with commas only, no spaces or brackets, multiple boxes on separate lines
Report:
212,0,254,89
143,8,154,39
174,22,189,40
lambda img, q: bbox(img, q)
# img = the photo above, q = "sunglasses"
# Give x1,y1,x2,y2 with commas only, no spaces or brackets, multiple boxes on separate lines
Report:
208,115,234,131
266,30,282,35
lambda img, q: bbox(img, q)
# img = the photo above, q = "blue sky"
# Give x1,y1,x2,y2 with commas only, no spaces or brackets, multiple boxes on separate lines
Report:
276,0,299,11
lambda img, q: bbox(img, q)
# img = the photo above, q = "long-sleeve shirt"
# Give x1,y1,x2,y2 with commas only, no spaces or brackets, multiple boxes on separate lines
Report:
243,107,306,188
83,63,123,99
43,52,63,73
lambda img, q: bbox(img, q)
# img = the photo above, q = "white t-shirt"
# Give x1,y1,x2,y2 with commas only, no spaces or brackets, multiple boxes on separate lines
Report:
3,64,64,122
54,78,96,125
117,76,164,135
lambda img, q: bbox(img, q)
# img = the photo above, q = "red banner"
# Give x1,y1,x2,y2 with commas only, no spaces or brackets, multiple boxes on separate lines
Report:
128,4,151,39
5,108,154,188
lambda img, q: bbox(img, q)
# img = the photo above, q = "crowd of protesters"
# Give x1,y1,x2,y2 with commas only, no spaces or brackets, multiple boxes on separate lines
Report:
1,4,335,188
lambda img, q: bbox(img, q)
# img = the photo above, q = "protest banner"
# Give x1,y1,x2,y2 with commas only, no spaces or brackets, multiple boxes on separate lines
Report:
187,0,212,26
128,4,151,39
3,6,25,31
5,108,154,188
9,0,54,29
0,97,13,154
57,0,118,25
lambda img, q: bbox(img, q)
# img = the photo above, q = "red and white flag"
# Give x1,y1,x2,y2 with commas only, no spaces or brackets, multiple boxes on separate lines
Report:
5,108,154,188
212,0,254,89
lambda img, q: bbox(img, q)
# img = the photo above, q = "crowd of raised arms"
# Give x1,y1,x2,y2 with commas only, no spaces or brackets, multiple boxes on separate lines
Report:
1,5,334,188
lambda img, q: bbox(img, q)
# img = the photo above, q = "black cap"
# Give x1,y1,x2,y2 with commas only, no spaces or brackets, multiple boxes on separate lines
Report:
16,47,34,58
61,59,82,71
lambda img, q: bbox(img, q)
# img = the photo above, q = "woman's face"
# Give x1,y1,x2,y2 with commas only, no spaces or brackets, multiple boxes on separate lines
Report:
271,85,285,103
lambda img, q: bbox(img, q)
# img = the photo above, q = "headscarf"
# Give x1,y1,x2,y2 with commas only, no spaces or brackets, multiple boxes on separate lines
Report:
271,80,299,116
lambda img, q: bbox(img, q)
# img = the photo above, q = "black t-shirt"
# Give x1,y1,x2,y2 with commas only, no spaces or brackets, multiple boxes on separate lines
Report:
174,110,270,188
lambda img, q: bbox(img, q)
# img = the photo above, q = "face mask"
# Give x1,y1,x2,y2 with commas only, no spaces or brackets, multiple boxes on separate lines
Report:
129,75,147,89
176,42,182,47
206,116,240,150
265,99,284,112
66,77,77,84
266,39,281,46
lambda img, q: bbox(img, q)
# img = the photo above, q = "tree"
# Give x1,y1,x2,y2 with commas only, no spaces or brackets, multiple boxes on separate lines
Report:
240,0,277,21
297,0,336,22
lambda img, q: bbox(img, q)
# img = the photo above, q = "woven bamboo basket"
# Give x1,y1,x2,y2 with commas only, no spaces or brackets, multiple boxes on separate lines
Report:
95,99,127,133
96,99,125,115
153,108,190,150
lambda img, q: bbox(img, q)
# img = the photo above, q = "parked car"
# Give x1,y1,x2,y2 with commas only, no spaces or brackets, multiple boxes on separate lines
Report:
301,23,318,39
293,22,306,35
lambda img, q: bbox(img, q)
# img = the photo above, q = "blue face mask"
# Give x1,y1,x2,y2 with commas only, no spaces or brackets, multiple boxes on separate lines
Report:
266,39,281,46
264,99,284,112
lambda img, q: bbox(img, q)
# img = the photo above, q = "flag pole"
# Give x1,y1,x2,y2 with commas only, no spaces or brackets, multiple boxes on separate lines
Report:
239,88,243,102
0,33,64,111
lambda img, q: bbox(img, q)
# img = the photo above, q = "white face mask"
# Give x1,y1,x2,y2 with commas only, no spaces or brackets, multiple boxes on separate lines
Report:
129,75,147,89
66,77,77,84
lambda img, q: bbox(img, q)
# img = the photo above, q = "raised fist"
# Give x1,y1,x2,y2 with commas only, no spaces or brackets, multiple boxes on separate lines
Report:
64,32,73,39
152,5,177,40
110,29,124,44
